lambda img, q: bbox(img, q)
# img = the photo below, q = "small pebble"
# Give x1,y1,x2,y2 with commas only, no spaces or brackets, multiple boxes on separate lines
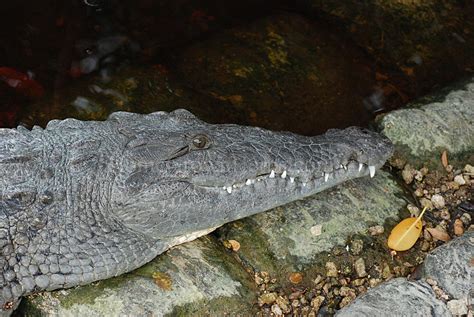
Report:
350,239,364,255
354,258,367,278
369,278,381,288
407,204,420,216
339,296,354,308
414,170,424,181
447,299,468,316
351,278,365,286
313,274,323,285
381,263,392,280
414,188,424,197
420,198,434,210
421,240,431,251
463,164,474,174
402,164,415,184
325,262,338,277
271,304,283,316
291,299,300,308
259,292,278,305
311,295,325,310
368,225,384,236
430,194,445,209
460,213,471,226
339,286,356,297
453,174,466,185
447,181,460,190
276,296,290,313
439,208,450,220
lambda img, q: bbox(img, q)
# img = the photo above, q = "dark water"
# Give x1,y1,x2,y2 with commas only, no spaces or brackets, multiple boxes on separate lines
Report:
0,0,472,134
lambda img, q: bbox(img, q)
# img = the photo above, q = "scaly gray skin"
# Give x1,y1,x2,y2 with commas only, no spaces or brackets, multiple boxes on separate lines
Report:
0,109,393,314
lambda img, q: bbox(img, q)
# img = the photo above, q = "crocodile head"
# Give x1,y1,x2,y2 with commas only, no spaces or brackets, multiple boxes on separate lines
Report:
111,109,393,240
0,109,393,315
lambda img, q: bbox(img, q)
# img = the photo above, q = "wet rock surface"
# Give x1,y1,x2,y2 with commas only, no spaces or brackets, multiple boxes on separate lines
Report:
218,170,404,277
420,230,473,300
20,237,257,316
335,278,451,317
378,76,474,168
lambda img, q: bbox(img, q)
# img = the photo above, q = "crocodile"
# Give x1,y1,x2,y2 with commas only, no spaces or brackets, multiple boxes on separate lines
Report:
0,109,393,314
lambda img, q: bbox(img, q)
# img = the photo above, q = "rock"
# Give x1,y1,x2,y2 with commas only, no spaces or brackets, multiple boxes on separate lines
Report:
23,237,257,316
378,76,474,169
218,171,406,279
326,262,338,277
401,164,416,184
259,292,278,305
420,198,434,210
368,225,384,236
354,258,367,278
276,296,290,313
350,239,364,255
453,175,466,185
460,213,471,226
271,303,283,316
447,299,469,316
464,164,474,174
420,231,473,299
431,194,445,209
335,278,450,317
406,204,420,216
311,295,325,311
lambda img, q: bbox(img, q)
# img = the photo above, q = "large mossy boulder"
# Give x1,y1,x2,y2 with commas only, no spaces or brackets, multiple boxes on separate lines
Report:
21,237,258,316
378,76,474,168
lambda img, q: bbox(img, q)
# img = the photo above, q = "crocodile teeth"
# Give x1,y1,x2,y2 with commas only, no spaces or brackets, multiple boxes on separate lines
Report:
369,165,376,178
359,163,364,172
269,170,275,178
245,179,252,186
324,172,329,182
281,170,287,178
290,177,295,183
226,186,232,194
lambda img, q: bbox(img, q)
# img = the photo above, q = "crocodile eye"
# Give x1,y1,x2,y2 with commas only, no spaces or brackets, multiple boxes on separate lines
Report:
192,134,210,149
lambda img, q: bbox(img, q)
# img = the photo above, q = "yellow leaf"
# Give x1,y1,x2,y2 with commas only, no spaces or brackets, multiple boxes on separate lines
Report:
388,207,427,251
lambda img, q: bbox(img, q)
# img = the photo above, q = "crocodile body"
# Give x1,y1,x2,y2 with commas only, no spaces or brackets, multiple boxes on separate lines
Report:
0,109,393,314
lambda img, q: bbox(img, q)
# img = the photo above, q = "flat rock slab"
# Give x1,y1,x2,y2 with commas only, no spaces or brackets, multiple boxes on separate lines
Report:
219,170,405,278
379,76,474,168
335,278,451,317
421,230,473,300
22,237,257,316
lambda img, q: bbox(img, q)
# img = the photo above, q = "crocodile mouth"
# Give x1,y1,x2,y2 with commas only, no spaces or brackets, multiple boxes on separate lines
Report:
195,159,379,194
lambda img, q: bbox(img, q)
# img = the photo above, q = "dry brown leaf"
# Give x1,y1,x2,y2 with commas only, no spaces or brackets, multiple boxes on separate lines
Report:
441,150,449,168
426,227,451,242
289,272,303,284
